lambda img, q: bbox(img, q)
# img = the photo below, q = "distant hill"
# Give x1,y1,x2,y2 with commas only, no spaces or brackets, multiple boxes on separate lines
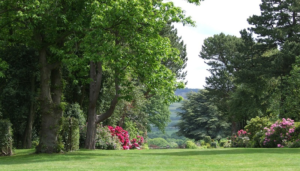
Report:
175,88,200,99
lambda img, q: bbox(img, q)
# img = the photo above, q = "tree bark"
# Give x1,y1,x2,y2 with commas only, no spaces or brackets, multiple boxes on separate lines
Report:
85,61,103,149
36,48,63,153
23,75,36,149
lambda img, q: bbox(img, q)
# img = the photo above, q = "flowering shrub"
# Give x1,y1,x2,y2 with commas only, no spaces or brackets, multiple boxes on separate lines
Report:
95,124,122,150
232,130,250,147
107,125,145,150
237,129,248,137
263,118,295,148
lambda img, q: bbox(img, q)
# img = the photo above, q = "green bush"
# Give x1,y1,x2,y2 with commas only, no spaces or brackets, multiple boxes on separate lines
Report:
219,138,227,147
211,142,218,148
148,138,169,148
204,136,211,144
169,142,179,148
0,120,13,156
142,143,149,149
200,140,205,146
244,116,270,139
63,103,86,148
223,141,231,148
205,143,211,148
250,131,265,148
61,117,80,151
186,140,198,149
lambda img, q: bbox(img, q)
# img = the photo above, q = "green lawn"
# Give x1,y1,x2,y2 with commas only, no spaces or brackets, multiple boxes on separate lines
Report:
1,148,299,171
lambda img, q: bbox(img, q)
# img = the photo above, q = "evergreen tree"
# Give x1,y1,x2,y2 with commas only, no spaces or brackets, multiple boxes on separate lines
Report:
177,90,231,140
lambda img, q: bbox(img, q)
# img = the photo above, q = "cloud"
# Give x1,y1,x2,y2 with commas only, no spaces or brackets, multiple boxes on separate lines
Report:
167,0,261,88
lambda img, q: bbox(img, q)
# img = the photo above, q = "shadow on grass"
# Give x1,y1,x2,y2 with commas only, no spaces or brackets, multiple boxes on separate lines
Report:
0,149,115,165
138,148,300,156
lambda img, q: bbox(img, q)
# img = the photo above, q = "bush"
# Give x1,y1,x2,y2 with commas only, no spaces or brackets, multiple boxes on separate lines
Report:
251,131,265,148
263,118,295,148
61,117,80,151
186,140,198,149
63,103,86,148
95,124,122,150
204,136,211,144
169,142,179,148
219,138,227,147
0,120,13,156
205,143,211,148
142,143,149,149
223,141,231,148
211,142,218,148
245,116,270,139
200,140,205,146
148,138,169,148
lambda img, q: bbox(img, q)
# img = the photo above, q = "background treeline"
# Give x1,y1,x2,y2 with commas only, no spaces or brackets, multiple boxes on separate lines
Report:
177,0,300,142
0,0,204,154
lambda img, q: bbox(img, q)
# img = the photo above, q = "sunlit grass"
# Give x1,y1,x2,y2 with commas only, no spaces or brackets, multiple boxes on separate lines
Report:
1,148,299,171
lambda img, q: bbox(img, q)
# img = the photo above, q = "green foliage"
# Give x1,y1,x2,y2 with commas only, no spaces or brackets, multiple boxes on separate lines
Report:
141,143,149,150
0,120,13,156
177,90,231,140
185,140,198,149
211,142,218,148
61,117,79,152
95,124,122,150
244,116,270,139
205,143,211,148
200,140,205,146
219,139,227,147
204,136,212,144
148,138,169,148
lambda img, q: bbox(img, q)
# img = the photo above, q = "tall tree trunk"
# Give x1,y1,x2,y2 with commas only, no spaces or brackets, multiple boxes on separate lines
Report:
85,62,103,149
23,76,36,149
36,48,63,153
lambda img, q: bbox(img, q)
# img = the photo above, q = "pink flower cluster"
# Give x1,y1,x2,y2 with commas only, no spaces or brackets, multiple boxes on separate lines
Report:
263,118,295,147
107,126,144,150
237,129,248,137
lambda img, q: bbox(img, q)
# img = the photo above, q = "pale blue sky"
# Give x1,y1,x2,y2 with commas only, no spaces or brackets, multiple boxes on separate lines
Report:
168,0,262,88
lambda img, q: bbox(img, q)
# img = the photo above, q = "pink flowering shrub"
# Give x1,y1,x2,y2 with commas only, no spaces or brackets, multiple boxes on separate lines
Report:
232,129,250,147
107,125,145,150
263,118,295,148
237,129,248,137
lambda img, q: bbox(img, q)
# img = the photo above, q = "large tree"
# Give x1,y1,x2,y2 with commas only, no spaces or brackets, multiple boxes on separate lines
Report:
177,90,231,140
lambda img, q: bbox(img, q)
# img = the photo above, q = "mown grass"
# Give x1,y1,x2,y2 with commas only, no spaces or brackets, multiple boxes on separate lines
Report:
1,148,300,171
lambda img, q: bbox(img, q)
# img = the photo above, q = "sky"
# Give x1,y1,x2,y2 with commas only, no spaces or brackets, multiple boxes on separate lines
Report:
167,0,262,89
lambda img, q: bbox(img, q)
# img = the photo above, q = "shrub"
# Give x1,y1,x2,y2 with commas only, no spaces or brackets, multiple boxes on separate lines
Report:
142,143,149,149
205,143,211,148
186,140,198,149
219,138,227,147
211,142,218,148
0,120,13,156
63,103,86,148
200,140,205,146
61,117,80,152
169,142,179,148
223,141,231,148
251,131,265,148
204,136,211,144
245,116,270,139
263,118,295,148
148,138,169,148
96,124,122,150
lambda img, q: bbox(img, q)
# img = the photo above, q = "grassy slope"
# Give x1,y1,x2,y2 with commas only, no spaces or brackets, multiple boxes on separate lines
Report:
1,148,300,171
